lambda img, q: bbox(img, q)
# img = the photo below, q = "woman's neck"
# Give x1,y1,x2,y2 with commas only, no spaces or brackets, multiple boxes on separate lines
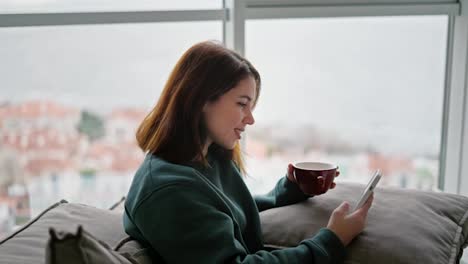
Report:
202,139,212,157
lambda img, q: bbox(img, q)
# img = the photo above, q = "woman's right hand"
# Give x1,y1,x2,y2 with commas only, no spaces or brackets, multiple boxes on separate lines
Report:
326,193,374,246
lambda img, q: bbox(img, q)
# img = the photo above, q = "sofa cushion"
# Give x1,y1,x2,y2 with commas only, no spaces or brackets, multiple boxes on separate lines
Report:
0,200,132,264
259,183,468,264
46,225,134,264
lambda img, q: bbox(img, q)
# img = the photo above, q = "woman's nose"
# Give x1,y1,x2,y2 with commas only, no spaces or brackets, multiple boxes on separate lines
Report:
244,111,255,125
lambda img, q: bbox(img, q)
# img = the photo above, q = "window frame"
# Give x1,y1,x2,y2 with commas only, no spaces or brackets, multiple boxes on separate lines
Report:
1,0,467,195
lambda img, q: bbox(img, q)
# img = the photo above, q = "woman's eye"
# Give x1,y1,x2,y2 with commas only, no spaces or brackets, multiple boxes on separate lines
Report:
237,102,247,108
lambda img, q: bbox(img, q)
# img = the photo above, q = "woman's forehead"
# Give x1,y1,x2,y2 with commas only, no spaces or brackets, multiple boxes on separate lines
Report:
230,77,257,98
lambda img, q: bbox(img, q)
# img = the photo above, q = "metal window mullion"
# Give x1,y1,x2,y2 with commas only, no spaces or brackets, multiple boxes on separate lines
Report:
223,0,246,56
443,14,468,194
0,9,226,27
246,0,459,7
246,4,459,19
439,15,455,191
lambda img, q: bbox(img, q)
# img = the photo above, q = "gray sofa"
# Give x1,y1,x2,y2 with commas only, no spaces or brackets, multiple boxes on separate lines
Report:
0,183,467,264
0,199,151,264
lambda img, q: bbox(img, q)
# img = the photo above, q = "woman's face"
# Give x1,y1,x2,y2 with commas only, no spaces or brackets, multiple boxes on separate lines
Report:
203,76,256,152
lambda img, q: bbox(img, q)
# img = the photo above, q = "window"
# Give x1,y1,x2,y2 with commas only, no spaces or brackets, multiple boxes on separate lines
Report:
244,16,448,194
0,21,221,237
0,0,221,13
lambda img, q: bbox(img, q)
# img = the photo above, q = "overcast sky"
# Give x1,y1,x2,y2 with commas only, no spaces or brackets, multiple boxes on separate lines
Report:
0,5,448,155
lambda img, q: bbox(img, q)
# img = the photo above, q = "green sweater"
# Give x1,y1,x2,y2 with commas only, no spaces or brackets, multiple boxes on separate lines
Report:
123,153,345,263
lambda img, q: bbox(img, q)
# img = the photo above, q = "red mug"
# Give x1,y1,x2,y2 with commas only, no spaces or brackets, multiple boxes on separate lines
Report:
292,162,338,195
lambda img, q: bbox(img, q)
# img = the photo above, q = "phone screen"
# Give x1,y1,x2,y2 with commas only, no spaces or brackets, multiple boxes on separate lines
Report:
353,170,381,211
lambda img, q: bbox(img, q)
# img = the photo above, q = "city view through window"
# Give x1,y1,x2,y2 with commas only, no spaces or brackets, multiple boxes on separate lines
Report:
0,16,447,238
243,16,446,194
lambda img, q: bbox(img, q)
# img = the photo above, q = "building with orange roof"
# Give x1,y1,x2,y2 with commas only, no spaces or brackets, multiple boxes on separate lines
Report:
0,100,84,178
106,108,147,145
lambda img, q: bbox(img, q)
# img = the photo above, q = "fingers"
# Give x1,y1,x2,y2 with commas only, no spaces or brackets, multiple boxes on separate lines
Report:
330,170,339,189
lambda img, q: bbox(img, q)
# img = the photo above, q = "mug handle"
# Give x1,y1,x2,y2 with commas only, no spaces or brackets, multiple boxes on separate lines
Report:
292,170,297,183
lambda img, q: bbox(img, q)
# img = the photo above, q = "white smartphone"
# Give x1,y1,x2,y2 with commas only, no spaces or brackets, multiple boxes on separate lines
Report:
353,170,382,212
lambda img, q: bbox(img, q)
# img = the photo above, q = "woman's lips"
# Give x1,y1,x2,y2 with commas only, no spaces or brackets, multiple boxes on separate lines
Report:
234,128,244,139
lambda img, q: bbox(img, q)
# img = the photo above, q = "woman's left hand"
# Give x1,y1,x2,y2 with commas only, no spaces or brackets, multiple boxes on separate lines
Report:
286,163,340,190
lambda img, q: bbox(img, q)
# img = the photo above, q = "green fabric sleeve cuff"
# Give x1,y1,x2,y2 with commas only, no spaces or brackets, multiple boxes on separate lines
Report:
254,176,311,212
300,228,346,264
279,175,311,199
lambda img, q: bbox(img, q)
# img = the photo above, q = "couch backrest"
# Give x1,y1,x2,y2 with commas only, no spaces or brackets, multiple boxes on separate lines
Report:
0,200,130,264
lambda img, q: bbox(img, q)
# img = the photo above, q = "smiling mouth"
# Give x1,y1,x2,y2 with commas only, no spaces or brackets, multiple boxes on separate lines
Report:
234,129,244,139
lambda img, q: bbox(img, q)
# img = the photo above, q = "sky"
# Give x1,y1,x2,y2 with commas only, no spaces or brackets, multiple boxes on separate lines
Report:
246,16,447,156
0,7,448,156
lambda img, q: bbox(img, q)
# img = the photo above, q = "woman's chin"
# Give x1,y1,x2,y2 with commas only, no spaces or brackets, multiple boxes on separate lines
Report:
216,139,238,150
225,142,237,150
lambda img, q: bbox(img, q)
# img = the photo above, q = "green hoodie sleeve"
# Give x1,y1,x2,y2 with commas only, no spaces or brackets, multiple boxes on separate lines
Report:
131,183,345,264
254,176,311,212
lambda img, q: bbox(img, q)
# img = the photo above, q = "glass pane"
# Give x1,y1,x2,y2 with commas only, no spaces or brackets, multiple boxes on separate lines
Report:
0,21,221,238
1,0,221,13
245,16,447,194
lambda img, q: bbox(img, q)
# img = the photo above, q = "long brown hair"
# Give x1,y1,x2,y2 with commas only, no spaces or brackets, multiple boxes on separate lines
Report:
136,41,261,174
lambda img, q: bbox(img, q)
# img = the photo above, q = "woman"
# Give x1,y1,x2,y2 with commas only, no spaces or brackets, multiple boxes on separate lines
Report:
123,41,373,263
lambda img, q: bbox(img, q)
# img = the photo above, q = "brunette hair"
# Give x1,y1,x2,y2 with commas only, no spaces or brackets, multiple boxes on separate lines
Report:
136,41,261,174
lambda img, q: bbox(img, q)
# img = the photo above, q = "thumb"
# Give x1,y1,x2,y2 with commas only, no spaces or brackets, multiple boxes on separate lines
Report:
286,163,296,183
336,201,350,214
